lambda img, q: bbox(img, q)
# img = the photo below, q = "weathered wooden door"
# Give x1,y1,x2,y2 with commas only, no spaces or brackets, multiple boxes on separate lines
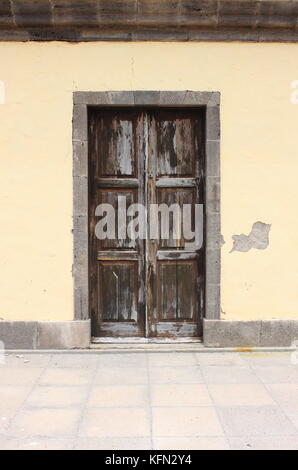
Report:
89,108,205,338
89,109,146,338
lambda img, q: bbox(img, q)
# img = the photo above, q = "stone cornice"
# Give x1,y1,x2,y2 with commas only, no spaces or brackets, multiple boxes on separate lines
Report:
0,0,297,42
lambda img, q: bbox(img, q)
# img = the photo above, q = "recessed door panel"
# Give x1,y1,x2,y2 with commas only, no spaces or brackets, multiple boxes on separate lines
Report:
157,115,197,177
96,189,136,250
96,112,137,178
98,261,138,322
156,187,196,249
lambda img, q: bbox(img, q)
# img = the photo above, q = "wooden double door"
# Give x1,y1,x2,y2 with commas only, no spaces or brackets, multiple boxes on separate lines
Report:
89,107,205,339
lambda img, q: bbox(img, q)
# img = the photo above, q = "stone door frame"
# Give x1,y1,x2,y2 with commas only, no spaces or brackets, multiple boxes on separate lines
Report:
72,91,221,327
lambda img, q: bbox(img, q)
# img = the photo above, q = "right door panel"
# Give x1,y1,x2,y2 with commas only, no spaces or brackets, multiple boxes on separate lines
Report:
146,109,205,338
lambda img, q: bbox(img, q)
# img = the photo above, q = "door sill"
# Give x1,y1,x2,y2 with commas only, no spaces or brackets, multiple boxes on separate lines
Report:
92,337,202,344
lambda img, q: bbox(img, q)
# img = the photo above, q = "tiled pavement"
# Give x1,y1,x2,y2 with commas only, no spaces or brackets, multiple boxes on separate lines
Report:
0,351,298,450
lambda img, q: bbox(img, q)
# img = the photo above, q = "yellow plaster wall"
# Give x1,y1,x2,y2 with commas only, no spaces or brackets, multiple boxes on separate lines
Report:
0,42,297,321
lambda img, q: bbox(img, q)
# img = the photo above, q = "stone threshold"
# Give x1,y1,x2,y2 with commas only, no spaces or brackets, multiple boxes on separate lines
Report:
92,337,202,344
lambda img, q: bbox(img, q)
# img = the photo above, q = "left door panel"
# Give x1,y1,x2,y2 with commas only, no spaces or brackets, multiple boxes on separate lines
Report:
89,109,145,337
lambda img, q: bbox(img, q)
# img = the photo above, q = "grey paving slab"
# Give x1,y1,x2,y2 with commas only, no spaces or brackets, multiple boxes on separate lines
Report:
38,368,94,386
148,353,198,367
229,436,298,451
218,406,298,437
0,351,297,450
267,386,298,429
1,354,51,368
282,407,298,430
195,352,246,367
48,354,98,369
78,408,151,438
151,384,212,407
74,437,152,450
153,437,230,450
0,368,44,386
87,385,149,408
8,408,81,438
93,367,149,386
0,386,31,410
266,383,298,409
97,353,148,369
252,366,298,384
0,437,75,450
240,352,293,366
152,407,224,437
24,386,89,409
149,366,204,384
200,365,260,384
0,410,15,434
208,384,275,407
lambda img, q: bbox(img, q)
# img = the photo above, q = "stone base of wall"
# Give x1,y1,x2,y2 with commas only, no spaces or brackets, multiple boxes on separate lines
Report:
204,319,298,348
1,319,297,349
0,320,91,349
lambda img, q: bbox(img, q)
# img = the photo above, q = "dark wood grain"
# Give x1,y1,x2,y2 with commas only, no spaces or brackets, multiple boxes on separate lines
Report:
146,108,205,338
89,107,205,338
89,108,145,337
